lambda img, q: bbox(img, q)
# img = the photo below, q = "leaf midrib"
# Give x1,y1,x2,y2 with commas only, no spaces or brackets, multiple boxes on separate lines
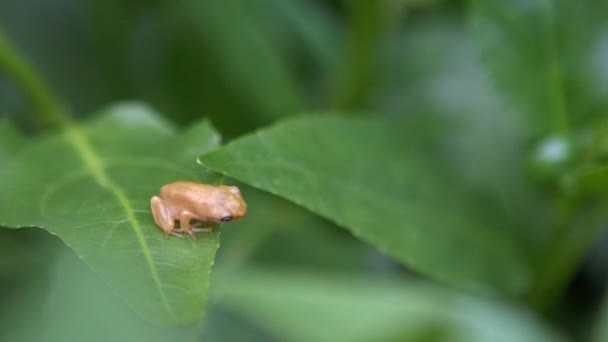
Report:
63,124,176,320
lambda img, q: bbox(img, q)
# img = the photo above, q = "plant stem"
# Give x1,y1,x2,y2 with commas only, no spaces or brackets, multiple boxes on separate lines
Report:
527,197,603,313
541,0,569,135
0,25,69,127
527,196,575,311
525,0,579,313
330,0,388,110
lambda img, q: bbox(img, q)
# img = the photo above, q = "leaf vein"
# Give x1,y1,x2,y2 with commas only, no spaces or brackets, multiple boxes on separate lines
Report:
63,125,177,320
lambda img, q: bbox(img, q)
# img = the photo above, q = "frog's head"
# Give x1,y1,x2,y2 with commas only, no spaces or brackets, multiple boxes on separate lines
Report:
216,185,248,223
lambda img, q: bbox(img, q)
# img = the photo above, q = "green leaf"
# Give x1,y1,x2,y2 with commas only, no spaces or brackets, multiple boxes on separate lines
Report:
0,229,56,279
1,245,202,342
579,166,608,195
212,269,564,342
0,117,25,161
0,102,223,325
264,0,339,71
199,116,530,294
216,185,374,272
470,0,608,134
593,292,608,342
175,0,303,121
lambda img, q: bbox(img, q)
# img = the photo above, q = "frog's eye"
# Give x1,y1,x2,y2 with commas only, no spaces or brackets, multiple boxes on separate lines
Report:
221,215,233,222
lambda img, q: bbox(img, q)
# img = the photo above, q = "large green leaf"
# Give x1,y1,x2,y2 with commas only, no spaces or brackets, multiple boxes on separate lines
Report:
0,117,25,161
216,184,375,273
470,0,608,134
199,116,530,294
212,269,564,342
1,243,202,342
0,103,224,325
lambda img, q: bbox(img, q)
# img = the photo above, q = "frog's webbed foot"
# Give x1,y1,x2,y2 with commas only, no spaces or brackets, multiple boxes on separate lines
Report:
169,231,185,239
173,228,197,240
174,225,212,240
191,227,212,233
190,228,211,240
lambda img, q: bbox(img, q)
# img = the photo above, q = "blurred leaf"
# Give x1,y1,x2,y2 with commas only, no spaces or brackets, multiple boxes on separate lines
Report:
217,184,376,273
0,102,223,325
593,289,608,342
200,303,276,342
0,220,62,334
176,0,303,121
199,116,531,294
0,117,25,160
387,15,554,253
0,229,57,279
264,0,340,71
579,166,608,195
331,0,389,109
0,246,202,342
470,0,608,134
212,269,564,342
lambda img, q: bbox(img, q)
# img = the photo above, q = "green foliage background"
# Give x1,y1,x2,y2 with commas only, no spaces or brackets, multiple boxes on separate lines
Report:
1,0,608,341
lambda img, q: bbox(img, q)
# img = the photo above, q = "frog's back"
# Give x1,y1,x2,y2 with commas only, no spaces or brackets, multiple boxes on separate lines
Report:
160,181,217,204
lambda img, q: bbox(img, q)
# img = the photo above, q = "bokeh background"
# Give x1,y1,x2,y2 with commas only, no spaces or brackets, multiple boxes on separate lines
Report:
0,0,478,136
2,0,608,341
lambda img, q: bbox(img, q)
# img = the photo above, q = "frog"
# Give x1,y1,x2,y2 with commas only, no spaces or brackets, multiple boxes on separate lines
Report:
150,181,247,239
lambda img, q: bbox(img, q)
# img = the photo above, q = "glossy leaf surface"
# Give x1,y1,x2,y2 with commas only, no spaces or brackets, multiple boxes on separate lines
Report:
200,116,530,294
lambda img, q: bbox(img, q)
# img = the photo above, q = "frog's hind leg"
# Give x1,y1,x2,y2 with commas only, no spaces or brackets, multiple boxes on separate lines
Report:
176,213,212,239
151,196,182,239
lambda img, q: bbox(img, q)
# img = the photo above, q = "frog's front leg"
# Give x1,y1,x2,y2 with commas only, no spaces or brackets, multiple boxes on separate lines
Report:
178,211,199,239
151,196,183,239
177,213,214,239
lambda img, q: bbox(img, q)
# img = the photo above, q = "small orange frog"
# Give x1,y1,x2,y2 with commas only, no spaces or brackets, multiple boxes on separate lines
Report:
150,181,247,239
